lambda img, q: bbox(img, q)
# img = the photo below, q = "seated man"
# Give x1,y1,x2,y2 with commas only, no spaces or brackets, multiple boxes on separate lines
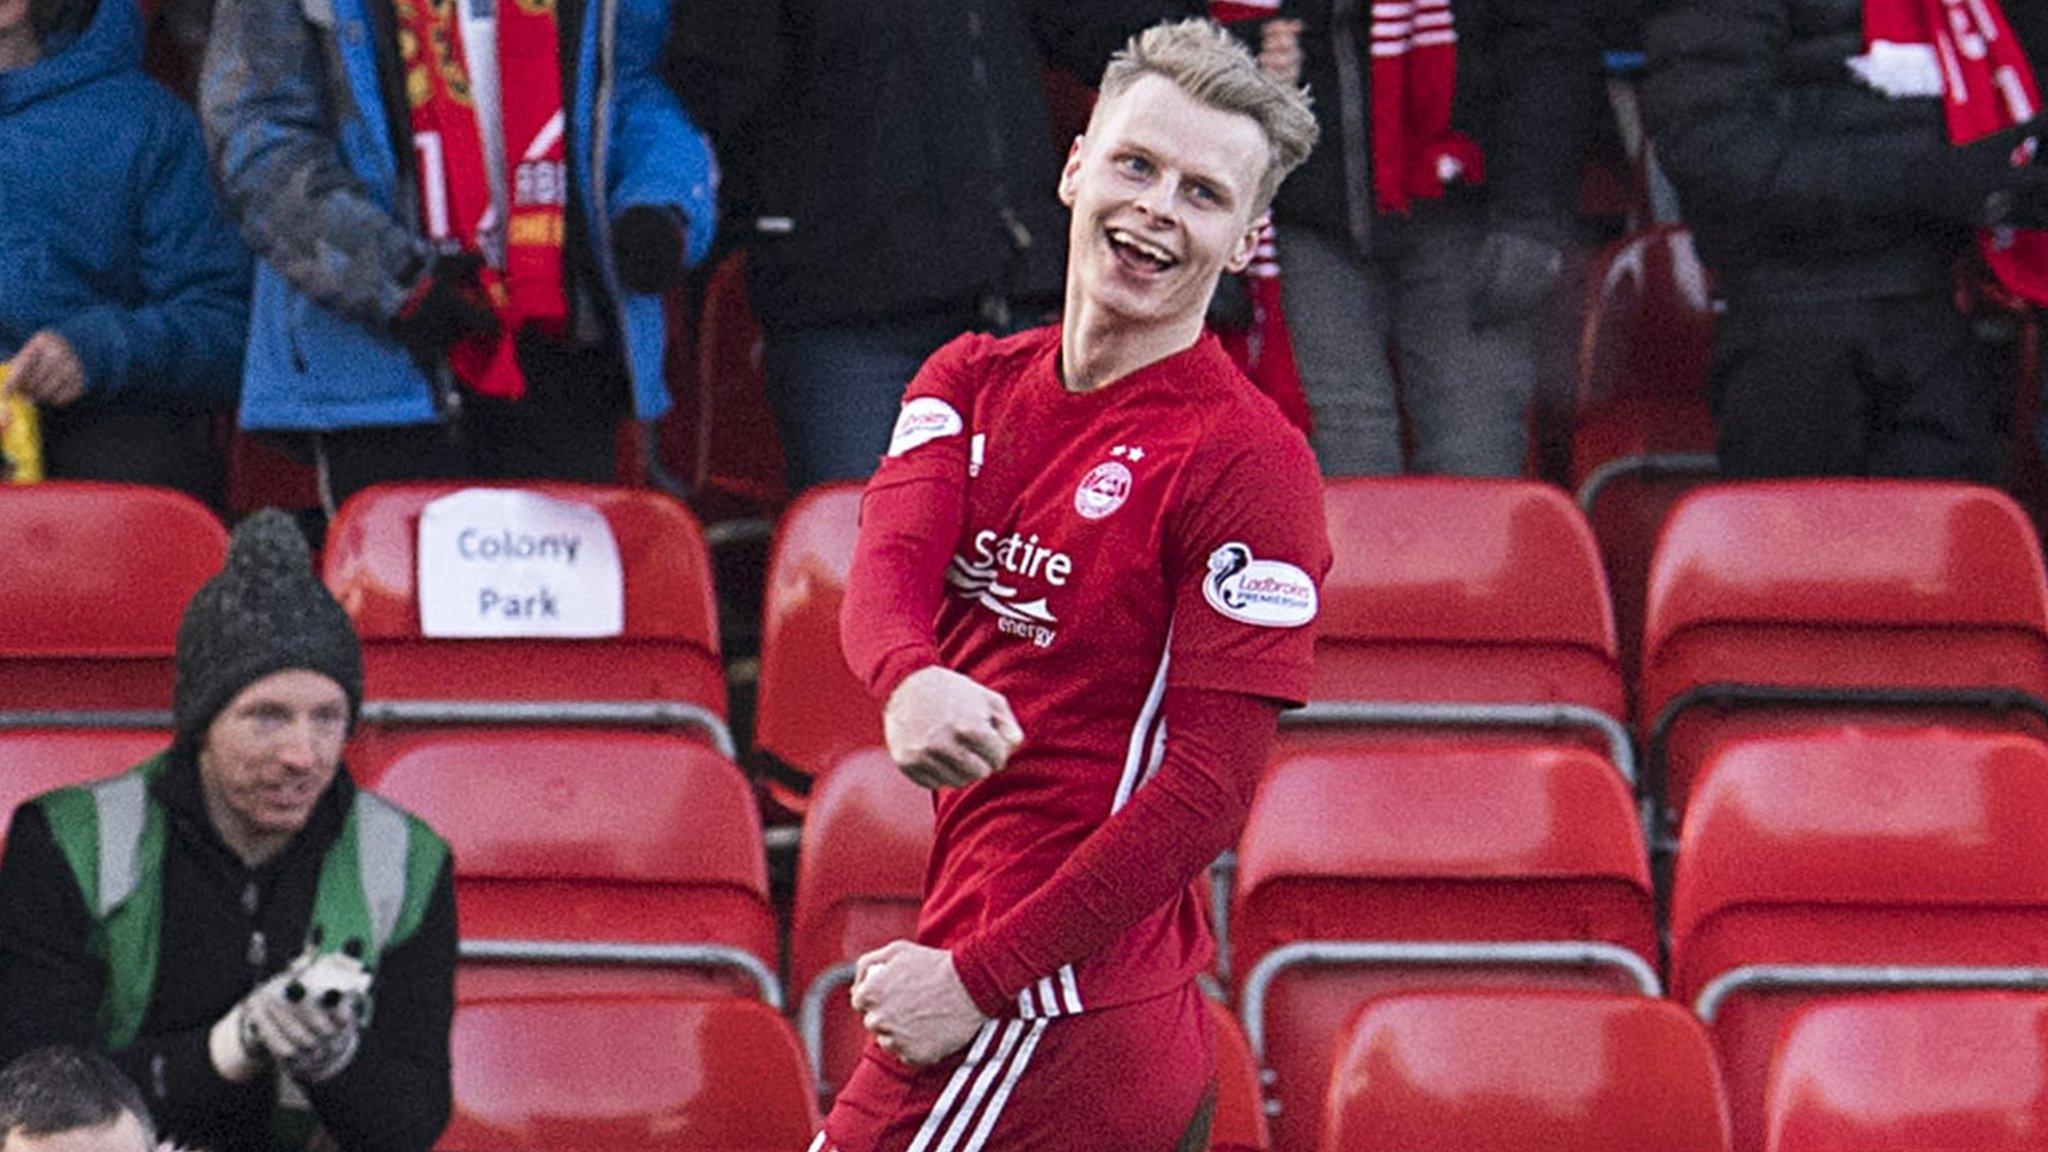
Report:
0,1046,159,1152
0,510,456,1152
0,0,251,507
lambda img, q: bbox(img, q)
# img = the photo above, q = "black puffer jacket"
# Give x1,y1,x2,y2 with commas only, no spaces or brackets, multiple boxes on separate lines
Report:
1644,0,2047,301
677,0,1186,332
1252,0,1597,248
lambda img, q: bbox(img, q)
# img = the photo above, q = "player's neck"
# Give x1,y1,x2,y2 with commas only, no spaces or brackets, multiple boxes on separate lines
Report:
1058,301,1203,394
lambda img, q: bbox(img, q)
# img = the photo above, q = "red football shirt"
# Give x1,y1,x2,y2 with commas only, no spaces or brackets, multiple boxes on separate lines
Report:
853,325,1329,1015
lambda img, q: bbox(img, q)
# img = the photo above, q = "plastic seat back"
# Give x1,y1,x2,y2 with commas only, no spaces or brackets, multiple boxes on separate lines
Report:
1210,995,1272,1152
1569,227,1718,686
0,483,226,711
754,484,881,811
1640,482,2048,815
1233,742,1656,1152
324,482,726,723
658,250,788,523
1314,478,1622,719
791,747,933,1099
1321,990,1731,1152
0,729,170,853
441,994,818,1151
1572,225,1715,474
1670,728,2048,1152
1765,993,2048,1152
369,730,774,1002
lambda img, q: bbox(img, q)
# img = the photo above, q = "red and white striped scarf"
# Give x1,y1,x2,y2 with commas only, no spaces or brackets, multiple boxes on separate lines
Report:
1206,3,1314,432
396,0,569,398
1369,0,1481,214
1860,0,2048,304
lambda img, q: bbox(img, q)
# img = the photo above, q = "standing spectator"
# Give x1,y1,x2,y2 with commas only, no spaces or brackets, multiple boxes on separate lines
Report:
1238,0,1598,477
670,0,1192,494
198,0,718,513
1646,0,2048,480
0,510,456,1152
0,1047,158,1152
0,0,250,508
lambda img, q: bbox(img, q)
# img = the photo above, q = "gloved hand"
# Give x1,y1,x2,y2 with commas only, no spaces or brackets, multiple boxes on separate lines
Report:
270,951,371,1084
207,950,372,1085
390,251,500,362
1903,114,2048,228
611,205,688,295
1470,227,1565,328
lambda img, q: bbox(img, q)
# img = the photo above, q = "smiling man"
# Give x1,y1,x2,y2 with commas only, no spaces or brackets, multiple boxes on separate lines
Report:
0,511,455,1152
822,19,1325,1152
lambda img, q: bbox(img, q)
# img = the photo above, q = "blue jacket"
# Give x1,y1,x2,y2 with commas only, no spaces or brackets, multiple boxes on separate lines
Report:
198,0,718,430
0,0,250,413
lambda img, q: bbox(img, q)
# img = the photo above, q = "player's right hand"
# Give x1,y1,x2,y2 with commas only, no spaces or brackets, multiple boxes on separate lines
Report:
883,667,1025,790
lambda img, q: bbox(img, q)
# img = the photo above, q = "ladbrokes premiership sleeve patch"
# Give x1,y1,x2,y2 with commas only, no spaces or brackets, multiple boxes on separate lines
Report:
1202,543,1318,627
888,396,964,457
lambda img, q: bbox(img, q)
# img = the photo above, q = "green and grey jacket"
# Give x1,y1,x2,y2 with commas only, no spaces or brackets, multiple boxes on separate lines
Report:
0,751,456,1152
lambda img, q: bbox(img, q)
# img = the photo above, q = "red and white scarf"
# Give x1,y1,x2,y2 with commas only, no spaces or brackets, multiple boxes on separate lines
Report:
396,0,570,398
1206,2,1315,431
1859,0,2048,305
1369,0,1482,214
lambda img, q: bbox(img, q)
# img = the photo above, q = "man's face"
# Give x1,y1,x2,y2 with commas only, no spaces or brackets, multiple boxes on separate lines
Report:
1059,73,1268,332
2,1111,150,1152
197,669,348,851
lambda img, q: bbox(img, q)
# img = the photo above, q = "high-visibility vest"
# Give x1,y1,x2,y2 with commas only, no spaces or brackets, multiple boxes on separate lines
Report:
37,753,447,1104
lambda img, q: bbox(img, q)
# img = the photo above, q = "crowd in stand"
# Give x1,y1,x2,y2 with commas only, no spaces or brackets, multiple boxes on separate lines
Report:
4,0,2043,522
5,2,2048,1149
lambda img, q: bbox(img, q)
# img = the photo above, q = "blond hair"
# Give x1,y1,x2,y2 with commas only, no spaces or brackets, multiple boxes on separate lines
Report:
1094,18,1319,213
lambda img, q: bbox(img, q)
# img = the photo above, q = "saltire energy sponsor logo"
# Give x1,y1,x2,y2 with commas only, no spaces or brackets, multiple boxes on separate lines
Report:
947,528,1070,647
888,397,964,457
1203,542,1318,627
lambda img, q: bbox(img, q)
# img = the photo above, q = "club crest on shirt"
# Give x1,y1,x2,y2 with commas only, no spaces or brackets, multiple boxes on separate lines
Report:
1074,461,1133,520
888,397,963,457
1204,543,1318,628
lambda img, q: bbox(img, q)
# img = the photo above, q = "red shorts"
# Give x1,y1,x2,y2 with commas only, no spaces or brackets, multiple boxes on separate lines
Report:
812,982,1217,1152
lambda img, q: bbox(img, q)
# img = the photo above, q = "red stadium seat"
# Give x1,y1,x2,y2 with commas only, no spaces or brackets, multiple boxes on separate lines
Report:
753,484,881,812
1232,742,1656,1152
0,729,172,853
1569,226,1718,684
791,747,933,1100
1764,993,2048,1152
322,482,731,761
440,994,818,1152
0,483,226,712
1639,481,2048,826
1209,995,1271,1152
658,250,788,525
365,730,777,1005
225,430,319,517
1669,728,2048,1152
1321,990,1731,1152
1299,478,1629,777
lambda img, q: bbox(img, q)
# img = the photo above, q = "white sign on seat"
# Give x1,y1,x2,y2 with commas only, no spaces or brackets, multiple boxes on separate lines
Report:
416,489,624,638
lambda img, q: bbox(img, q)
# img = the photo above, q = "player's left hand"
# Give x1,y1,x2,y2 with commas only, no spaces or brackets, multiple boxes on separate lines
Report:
850,940,987,1067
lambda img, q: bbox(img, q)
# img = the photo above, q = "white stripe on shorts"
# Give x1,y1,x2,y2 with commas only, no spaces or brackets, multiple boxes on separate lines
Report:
962,1020,1051,1152
933,1021,1029,1152
906,1022,1001,1152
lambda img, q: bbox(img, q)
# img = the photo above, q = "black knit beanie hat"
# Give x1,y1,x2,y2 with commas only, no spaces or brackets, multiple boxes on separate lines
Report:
173,509,363,753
